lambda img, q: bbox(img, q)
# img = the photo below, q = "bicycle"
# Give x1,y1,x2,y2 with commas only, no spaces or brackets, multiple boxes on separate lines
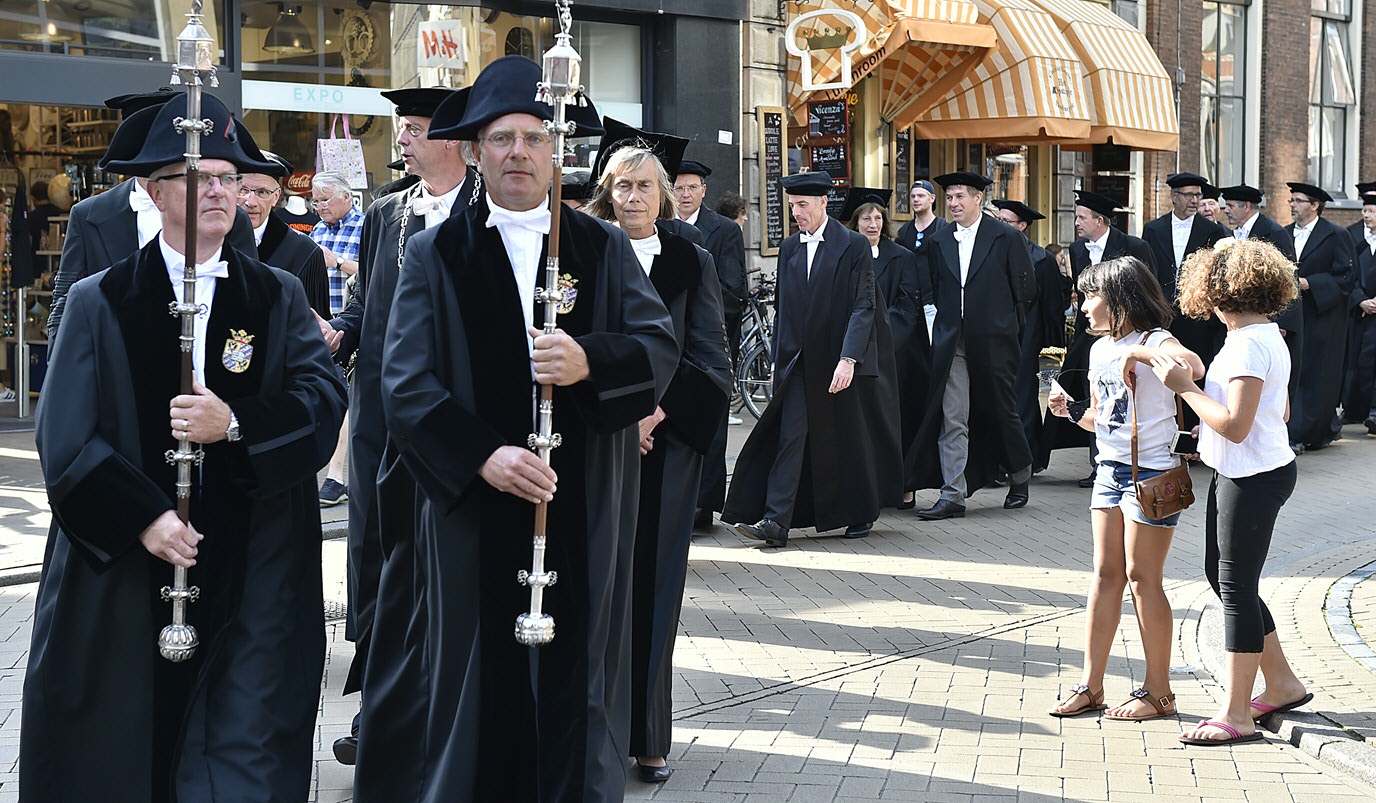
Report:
735,276,775,419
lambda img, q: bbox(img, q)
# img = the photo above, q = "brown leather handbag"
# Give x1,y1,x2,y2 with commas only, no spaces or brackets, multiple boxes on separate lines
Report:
1130,354,1195,521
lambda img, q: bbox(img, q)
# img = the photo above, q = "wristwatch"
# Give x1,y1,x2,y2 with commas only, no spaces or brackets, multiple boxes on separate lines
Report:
225,411,242,442
841,357,857,365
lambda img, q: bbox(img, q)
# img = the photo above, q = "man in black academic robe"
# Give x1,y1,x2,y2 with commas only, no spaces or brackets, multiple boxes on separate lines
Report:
1343,192,1376,431
905,173,1035,519
724,171,901,545
1345,181,1376,251
992,199,1064,460
22,92,345,803
1222,184,1303,415
1284,181,1357,450
320,85,482,768
237,150,331,316
1037,190,1155,478
361,56,678,803
1141,173,1230,367
672,158,748,528
47,91,256,340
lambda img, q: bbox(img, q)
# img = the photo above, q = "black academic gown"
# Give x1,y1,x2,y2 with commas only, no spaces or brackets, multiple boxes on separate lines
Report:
1015,238,1065,458
1241,215,1303,401
630,223,732,758
873,238,931,464
47,177,256,339
722,217,902,531
1036,227,1155,469
22,243,345,803
693,206,749,517
258,213,330,316
1286,216,1357,447
1343,243,1376,419
360,199,677,803
1347,219,1366,250
1142,212,1230,364
906,214,1036,493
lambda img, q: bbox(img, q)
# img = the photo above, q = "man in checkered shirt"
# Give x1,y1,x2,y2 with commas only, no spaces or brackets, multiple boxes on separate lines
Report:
309,172,364,315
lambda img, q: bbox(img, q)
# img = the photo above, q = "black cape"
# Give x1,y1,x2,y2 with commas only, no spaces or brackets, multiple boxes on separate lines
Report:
693,206,749,516
1286,216,1356,447
1343,244,1376,419
1242,215,1303,401
629,223,732,757
723,217,902,531
905,214,1036,492
258,212,331,316
873,238,932,462
356,198,677,803
22,243,345,803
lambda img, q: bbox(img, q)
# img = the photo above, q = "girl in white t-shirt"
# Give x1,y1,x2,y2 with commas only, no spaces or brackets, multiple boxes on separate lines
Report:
1047,256,1204,722
1151,238,1309,747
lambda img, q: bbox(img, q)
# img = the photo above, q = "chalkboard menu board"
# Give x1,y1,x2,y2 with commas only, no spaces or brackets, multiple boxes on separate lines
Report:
893,130,912,215
808,99,848,138
757,105,787,257
826,186,848,220
810,143,849,181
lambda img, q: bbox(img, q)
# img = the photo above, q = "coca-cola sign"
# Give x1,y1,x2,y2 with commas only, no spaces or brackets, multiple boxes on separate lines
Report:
284,171,315,196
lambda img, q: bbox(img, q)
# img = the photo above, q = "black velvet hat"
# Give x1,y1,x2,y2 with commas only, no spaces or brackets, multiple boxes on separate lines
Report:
676,159,712,179
382,87,456,118
934,171,992,191
258,150,294,179
562,169,594,202
427,55,604,140
97,103,165,170
991,198,1045,223
1285,181,1333,203
592,117,688,181
839,187,892,221
1219,184,1264,204
1166,172,1209,190
1357,181,1376,195
1073,190,1122,218
104,87,178,115
779,172,833,197
1362,192,1376,207
423,87,469,138
102,92,277,178
1201,183,1222,201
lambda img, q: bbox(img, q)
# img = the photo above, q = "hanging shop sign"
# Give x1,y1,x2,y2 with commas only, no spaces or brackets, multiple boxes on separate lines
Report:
785,8,866,92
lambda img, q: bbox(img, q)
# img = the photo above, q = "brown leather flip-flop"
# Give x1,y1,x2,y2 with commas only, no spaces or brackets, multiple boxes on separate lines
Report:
1104,688,1176,721
1048,684,1107,718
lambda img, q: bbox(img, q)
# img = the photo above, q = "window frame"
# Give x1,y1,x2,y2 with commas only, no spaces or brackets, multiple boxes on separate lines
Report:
1307,0,1361,197
1201,0,1252,189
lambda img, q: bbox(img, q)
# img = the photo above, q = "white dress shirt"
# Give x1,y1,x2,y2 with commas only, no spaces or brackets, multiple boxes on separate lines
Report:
252,218,269,246
629,230,661,275
159,234,227,385
1170,212,1193,267
1085,228,1111,265
130,180,163,248
1292,218,1316,259
871,244,880,259
954,214,982,315
1364,228,1376,255
413,182,463,230
679,207,700,227
486,195,551,356
800,224,825,278
1234,211,1260,241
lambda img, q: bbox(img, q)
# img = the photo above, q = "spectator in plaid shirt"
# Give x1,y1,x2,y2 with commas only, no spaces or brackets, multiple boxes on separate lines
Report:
310,172,363,316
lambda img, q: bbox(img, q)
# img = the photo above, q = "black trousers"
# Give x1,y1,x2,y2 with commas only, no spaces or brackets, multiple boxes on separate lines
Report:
763,377,808,527
1204,461,1297,653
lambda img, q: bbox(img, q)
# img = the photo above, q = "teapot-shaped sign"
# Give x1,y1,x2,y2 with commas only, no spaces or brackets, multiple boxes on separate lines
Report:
786,8,866,92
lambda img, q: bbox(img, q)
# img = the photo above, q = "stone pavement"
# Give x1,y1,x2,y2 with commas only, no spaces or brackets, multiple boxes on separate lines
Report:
0,419,1373,801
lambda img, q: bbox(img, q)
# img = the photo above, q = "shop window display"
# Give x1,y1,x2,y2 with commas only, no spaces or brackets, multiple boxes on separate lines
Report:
0,0,227,62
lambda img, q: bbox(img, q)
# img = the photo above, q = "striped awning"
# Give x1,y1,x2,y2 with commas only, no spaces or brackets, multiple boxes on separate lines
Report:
788,1,997,125
908,0,1093,141
1028,0,1179,151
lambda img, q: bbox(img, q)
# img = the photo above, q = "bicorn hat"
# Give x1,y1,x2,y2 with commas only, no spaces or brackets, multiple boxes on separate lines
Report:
101,92,275,178
991,198,1045,223
427,56,604,140
839,187,892,221
592,117,689,182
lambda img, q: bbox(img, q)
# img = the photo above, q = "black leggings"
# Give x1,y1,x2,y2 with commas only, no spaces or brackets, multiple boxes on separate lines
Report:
1204,461,1297,653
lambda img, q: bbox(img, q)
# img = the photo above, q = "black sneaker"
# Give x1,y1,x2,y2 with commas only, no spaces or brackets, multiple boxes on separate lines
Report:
319,478,348,506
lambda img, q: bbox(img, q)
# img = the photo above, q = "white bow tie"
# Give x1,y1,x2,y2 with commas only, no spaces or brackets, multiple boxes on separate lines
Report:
487,204,551,235
167,260,229,284
1365,232,1376,245
799,229,825,244
954,227,975,243
1173,218,1192,228
411,193,450,216
129,190,158,214
1234,228,1247,239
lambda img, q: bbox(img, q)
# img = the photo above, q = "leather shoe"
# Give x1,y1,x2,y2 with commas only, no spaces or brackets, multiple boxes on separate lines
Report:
333,735,357,766
1077,470,1097,489
1365,416,1376,436
736,519,789,547
636,761,672,783
843,522,872,538
1004,482,1029,509
916,499,966,520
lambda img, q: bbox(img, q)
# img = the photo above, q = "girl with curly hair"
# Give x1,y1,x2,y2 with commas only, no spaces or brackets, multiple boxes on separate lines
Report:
1150,238,1312,746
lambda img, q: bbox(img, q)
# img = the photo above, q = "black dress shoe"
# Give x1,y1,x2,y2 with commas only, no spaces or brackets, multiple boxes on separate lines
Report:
735,519,789,547
636,762,672,783
1004,482,1029,509
897,497,917,511
1365,416,1376,436
1077,470,1097,489
333,735,357,765
843,522,872,538
916,499,966,520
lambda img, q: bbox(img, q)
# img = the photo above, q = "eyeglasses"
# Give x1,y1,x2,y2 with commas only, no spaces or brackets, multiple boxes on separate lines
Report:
311,198,341,209
672,184,703,195
237,186,280,200
480,132,553,151
154,172,243,191
1171,190,1203,200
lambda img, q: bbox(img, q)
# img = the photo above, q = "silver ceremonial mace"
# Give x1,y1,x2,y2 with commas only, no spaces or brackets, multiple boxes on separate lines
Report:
515,0,586,647
158,0,218,662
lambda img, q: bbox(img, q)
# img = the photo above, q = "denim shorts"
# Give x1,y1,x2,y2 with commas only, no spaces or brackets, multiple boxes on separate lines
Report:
1089,460,1182,527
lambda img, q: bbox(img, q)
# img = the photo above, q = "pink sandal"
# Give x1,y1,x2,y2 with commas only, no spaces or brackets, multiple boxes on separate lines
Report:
1250,692,1313,720
1178,719,1264,746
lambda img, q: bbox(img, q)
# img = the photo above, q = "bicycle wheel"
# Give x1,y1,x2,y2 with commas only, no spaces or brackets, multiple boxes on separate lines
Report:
738,341,774,420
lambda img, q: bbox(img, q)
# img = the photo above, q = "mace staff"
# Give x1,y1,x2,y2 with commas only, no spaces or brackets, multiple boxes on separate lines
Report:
158,0,219,663
515,0,587,647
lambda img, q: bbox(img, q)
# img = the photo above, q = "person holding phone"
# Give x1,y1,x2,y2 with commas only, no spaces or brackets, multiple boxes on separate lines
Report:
1151,238,1311,746
1047,256,1203,721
